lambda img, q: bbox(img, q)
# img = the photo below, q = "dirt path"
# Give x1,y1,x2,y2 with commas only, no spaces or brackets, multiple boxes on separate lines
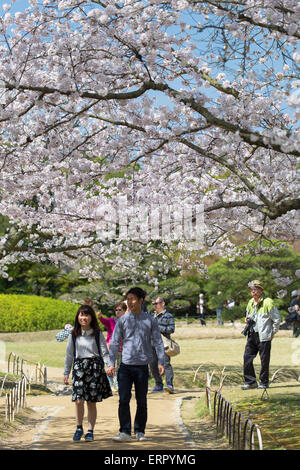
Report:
0,366,230,451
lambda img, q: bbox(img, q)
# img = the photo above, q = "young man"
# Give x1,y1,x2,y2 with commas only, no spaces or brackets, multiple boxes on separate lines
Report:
242,280,281,390
150,296,175,393
107,287,165,442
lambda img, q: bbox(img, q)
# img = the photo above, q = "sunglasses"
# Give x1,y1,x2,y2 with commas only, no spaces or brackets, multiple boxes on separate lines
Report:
153,302,162,305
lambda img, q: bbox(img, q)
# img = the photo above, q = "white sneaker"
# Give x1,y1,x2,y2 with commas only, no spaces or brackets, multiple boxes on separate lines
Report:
112,432,132,442
136,432,147,441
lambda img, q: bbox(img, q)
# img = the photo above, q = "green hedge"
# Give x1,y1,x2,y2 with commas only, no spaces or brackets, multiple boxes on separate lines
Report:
0,294,79,332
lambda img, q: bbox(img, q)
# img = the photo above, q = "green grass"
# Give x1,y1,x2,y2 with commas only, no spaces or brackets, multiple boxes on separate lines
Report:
171,336,299,389
0,328,298,373
4,340,68,368
175,334,300,450
173,336,297,367
194,395,210,419
0,330,68,368
217,384,300,450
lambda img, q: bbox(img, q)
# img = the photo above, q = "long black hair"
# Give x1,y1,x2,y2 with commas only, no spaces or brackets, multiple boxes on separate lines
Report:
72,304,100,338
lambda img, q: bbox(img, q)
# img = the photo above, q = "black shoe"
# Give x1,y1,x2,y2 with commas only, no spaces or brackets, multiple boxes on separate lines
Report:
258,384,269,389
242,383,258,390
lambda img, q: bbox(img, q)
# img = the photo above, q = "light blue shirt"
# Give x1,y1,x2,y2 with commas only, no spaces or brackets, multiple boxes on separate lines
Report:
109,310,165,367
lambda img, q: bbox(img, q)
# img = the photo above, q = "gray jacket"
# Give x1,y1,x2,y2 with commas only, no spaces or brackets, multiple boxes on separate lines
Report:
246,297,281,342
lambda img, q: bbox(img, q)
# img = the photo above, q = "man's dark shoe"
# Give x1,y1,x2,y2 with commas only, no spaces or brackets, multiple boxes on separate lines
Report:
241,383,258,390
258,384,269,389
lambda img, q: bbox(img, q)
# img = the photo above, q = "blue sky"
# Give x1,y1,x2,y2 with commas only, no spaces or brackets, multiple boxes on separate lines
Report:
2,0,27,13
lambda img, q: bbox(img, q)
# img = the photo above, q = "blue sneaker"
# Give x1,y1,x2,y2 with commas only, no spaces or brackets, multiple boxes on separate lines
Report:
152,385,163,392
85,431,94,441
73,428,83,441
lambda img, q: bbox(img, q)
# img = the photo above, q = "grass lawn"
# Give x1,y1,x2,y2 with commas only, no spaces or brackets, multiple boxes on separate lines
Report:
217,383,300,450
172,334,299,387
0,322,295,368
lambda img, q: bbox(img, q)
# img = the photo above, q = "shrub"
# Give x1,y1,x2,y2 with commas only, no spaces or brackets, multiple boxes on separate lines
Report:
0,294,79,332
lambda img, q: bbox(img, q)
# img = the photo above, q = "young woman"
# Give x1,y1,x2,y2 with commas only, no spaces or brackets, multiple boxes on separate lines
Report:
64,304,112,442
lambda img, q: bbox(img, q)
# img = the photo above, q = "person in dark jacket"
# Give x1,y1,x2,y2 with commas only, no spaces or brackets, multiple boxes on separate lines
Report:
150,296,175,394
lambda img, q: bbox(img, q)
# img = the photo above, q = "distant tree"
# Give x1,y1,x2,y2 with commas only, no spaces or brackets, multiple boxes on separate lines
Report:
205,245,300,320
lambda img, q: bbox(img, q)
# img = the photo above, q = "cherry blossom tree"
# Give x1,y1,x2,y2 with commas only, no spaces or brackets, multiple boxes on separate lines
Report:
0,0,299,280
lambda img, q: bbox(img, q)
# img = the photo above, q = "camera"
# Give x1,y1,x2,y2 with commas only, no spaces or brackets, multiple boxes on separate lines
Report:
241,317,256,336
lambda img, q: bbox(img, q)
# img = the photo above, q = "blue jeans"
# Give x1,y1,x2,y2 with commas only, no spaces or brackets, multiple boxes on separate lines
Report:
216,308,224,325
117,363,149,435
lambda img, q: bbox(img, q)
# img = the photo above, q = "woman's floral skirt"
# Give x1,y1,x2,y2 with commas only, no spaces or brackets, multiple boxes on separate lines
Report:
72,357,112,402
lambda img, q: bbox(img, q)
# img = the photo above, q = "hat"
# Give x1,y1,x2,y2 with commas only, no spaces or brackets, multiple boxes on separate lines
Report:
291,290,298,297
248,280,263,290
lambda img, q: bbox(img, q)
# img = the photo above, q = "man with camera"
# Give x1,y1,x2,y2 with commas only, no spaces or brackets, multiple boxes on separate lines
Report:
242,280,281,390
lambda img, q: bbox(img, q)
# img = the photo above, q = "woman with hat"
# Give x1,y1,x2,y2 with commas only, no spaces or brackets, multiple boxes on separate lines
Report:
242,280,281,390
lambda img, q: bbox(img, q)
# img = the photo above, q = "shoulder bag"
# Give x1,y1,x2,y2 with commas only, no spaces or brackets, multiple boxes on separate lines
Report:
162,335,180,357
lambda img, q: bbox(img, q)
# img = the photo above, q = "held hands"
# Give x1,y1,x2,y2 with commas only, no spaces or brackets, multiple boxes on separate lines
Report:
158,365,165,376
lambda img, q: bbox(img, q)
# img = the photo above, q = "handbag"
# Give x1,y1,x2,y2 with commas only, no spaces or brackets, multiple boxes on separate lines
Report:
162,335,180,357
